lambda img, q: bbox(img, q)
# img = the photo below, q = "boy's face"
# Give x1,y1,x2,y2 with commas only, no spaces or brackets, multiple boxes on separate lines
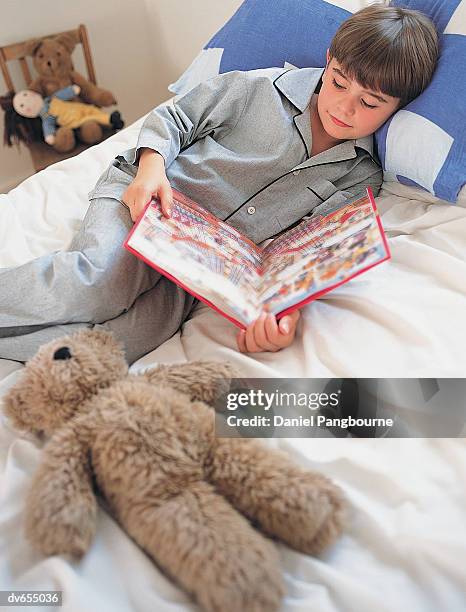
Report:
317,50,401,140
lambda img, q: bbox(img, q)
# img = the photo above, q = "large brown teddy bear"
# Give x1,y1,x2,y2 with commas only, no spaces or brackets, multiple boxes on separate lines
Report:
3,329,347,612
25,32,117,152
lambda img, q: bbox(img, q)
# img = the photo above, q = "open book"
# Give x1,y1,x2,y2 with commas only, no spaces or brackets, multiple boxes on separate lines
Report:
124,187,391,328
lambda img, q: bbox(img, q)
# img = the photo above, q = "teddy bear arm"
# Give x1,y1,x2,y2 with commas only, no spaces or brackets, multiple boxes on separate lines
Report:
120,479,284,612
206,438,348,555
142,361,239,405
27,78,45,96
71,71,116,107
70,71,99,104
24,425,97,559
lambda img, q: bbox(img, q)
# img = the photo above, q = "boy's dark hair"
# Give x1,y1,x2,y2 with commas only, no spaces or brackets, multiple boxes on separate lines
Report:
328,3,439,108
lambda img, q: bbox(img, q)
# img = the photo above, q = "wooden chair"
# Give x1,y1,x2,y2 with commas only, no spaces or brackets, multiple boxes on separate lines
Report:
0,24,112,172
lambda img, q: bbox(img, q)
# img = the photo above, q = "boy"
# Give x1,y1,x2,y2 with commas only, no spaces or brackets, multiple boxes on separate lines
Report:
0,5,439,363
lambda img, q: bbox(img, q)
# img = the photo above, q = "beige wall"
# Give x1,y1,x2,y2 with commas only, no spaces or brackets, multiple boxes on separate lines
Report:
0,0,242,192
141,0,242,89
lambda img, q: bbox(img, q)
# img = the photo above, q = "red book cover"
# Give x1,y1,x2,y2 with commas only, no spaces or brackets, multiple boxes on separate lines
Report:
124,187,391,330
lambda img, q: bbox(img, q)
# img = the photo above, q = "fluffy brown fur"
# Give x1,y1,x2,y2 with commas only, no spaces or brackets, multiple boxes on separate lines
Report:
20,33,117,150
3,329,347,612
25,33,116,107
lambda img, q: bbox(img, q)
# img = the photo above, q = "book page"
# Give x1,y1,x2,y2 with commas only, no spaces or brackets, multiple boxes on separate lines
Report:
126,191,265,324
258,193,389,314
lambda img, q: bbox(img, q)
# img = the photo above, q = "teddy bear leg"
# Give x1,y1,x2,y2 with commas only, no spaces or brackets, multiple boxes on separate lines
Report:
206,438,348,556
119,480,284,612
78,121,103,145
53,126,76,152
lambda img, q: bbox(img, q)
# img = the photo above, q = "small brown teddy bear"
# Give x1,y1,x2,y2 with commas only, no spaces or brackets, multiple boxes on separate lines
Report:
25,32,117,151
3,329,347,612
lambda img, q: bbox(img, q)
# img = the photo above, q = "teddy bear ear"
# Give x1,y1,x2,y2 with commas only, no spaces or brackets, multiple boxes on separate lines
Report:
24,38,43,57
54,32,79,54
3,377,34,434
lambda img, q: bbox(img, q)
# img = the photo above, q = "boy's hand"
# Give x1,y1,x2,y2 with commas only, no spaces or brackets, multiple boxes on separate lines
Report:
123,177,173,222
236,310,301,353
122,149,173,222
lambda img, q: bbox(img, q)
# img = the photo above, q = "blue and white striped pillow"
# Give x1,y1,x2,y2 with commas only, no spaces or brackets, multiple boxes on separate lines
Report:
169,0,465,203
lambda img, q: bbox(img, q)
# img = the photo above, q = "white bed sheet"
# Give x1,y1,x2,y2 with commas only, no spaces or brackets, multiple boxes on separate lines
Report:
1,107,465,611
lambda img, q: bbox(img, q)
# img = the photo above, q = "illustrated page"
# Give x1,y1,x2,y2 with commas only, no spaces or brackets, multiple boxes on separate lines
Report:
126,191,266,324
258,193,389,314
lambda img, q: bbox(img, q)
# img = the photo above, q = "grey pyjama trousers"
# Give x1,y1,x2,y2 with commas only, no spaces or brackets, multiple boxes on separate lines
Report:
0,197,198,364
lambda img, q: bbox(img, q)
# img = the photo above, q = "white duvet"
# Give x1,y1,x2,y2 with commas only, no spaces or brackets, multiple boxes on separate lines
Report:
1,109,465,611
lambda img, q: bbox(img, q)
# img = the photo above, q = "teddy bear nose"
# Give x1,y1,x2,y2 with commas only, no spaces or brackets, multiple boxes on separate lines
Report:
53,346,72,360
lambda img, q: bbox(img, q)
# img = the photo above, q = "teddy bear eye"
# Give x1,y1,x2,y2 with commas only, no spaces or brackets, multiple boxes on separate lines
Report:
57,51,61,57
53,346,72,360
38,53,44,59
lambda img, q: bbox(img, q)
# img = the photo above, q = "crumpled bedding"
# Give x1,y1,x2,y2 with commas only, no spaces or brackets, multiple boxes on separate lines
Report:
1,107,465,611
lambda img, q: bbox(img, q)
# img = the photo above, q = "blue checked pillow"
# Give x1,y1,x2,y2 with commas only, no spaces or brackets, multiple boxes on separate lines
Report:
378,0,465,203
169,0,465,203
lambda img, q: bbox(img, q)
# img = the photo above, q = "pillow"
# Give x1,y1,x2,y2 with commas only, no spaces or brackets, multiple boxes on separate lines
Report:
169,0,465,204
376,0,466,203
169,0,366,93
381,179,466,208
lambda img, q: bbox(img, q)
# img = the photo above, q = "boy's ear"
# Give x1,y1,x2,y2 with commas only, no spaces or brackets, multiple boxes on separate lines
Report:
322,48,330,80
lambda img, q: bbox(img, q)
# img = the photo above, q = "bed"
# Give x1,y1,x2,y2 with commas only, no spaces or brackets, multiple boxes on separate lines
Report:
1,100,465,611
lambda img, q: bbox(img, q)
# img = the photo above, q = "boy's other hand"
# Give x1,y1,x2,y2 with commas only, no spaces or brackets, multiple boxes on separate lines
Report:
122,177,173,222
122,149,173,222
236,309,301,353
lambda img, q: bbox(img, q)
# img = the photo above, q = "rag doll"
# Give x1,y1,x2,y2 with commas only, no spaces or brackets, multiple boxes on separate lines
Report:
1,85,124,152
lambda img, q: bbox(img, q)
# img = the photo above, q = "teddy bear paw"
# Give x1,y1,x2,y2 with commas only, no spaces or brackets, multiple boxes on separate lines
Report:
25,502,96,560
283,476,348,555
53,127,75,152
94,90,116,107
